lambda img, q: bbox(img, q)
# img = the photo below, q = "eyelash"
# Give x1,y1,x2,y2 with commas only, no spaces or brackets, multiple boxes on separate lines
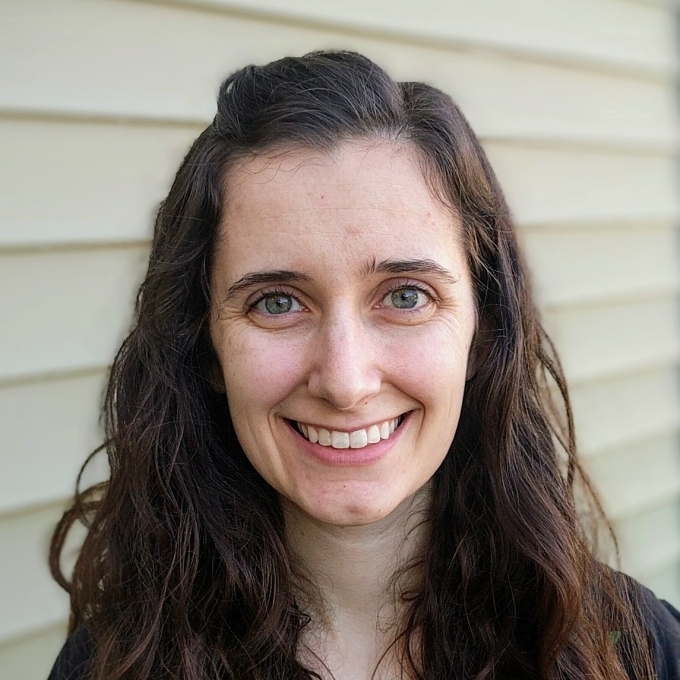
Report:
247,281,436,315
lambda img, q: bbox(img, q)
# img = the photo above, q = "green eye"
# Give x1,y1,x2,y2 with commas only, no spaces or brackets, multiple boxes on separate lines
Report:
255,293,300,315
263,295,294,314
390,288,422,309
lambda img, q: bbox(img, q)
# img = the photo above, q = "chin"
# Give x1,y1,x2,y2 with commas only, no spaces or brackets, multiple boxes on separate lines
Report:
323,508,391,527
297,490,414,528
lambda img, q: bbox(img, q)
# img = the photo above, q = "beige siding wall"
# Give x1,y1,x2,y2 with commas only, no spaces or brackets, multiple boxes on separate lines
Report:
1,0,679,676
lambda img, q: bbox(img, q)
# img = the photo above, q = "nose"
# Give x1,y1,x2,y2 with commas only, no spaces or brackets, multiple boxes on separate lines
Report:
307,309,381,411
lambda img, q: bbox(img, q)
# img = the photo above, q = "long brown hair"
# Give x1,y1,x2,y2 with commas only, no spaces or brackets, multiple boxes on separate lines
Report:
50,51,654,679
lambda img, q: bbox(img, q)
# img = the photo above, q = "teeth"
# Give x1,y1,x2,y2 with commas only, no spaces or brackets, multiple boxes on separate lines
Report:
331,431,350,449
295,416,405,450
350,429,368,448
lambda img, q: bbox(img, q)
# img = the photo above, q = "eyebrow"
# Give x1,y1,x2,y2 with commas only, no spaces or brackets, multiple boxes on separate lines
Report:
361,258,460,285
223,269,313,302
222,258,459,303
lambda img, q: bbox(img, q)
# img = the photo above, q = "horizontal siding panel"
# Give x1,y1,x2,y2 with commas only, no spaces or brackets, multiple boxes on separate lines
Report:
523,225,680,307
0,247,147,381
3,252,679,384
544,297,680,383
639,563,680,607
615,498,680,579
630,0,678,6
0,372,108,515
0,623,67,680
584,433,680,519
0,119,198,246
485,144,680,227
167,0,676,75
571,367,680,455
383,52,680,150
0,503,676,652
5,505,676,647
2,368,678,517
0,1,677,149
5,349,677,516
0,504,72,643
2,125,678,248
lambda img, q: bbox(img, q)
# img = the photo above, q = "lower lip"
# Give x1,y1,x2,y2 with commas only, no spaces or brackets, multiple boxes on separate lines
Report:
286,413,411,467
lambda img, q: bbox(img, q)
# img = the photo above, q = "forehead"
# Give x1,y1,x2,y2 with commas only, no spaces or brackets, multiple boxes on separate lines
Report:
216,141,463,278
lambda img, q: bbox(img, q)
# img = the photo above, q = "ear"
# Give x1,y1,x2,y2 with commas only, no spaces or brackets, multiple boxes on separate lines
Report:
208,370,226,393
200,321,227,393
466,310,494,381
203,355,226,393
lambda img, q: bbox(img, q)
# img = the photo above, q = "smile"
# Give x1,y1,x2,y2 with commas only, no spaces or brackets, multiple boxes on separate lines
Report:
292,415,406,450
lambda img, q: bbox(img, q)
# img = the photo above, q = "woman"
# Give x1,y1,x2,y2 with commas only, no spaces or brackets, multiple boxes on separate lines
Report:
48,51,680,680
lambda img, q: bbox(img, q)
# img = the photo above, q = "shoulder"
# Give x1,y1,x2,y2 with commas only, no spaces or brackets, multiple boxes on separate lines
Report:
43,582,680,680
627,577,680,680
47,627,93,680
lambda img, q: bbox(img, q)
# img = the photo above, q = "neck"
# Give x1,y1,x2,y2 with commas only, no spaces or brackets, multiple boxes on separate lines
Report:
283,489,429,680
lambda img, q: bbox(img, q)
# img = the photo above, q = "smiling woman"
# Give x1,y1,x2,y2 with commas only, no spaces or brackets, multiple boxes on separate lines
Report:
47,52,679,680
210,142,477,528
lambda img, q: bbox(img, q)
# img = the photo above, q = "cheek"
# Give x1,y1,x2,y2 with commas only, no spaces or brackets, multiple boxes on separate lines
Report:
219,329,308,411
380,324,472,407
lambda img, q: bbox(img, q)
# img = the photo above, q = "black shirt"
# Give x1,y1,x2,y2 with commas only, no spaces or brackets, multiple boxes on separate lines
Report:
47,582,680,679
639,584,680,679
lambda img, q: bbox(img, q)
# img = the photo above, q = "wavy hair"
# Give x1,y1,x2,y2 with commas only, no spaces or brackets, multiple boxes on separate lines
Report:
50,51,654,679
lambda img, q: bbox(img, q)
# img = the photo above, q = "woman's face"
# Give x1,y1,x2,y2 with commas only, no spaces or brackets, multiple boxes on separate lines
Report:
210,140,478,527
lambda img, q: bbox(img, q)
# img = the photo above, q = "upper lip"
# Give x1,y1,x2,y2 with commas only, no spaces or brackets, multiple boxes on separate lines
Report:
286,412,409,432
